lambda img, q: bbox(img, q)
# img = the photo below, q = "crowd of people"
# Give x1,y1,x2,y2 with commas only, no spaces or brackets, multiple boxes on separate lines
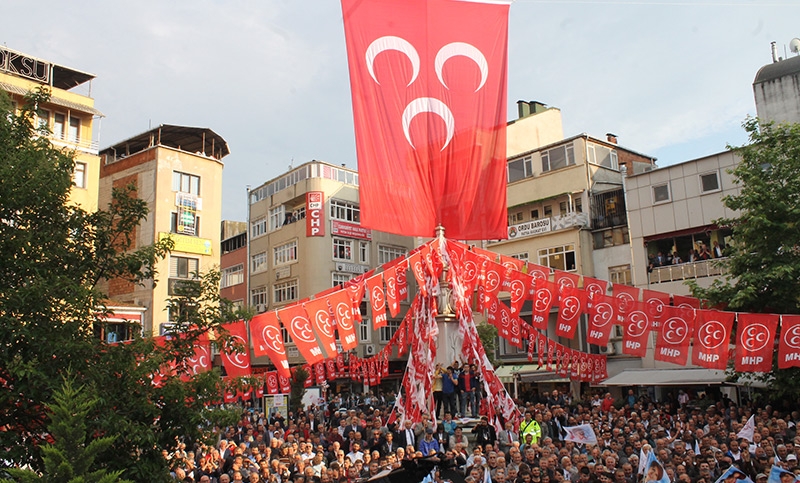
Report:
162,382,800,483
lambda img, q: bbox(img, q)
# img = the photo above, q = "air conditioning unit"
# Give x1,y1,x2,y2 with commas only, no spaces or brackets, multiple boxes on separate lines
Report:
256,304,267,313
364,344,377,356
599,343,616,355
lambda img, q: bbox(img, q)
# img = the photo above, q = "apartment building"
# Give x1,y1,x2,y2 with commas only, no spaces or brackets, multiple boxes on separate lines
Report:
99,124,230,336
246,161,417,373
0,46,102,211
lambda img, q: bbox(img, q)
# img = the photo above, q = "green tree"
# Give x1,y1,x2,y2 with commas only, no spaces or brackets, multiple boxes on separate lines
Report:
1,374,131,483
476,321,498,367
690,118,800,400
0,90,239,481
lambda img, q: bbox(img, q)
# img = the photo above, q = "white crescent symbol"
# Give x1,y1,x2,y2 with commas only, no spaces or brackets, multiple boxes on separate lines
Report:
562,296,580,321
226,335,249,369
663,317,688,344
435,42,488,92
314,310,333,338
592,303,613,328
402,97,455,151
336,302,354,331
291,316,316,344
262,325,286,355
365,36,419,87
372,286,385,306
699,320,725,349
743,323,770,351
627,311,649,337
784,324,800,349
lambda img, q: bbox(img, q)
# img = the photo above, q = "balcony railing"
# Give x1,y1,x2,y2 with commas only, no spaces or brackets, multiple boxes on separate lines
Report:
648,258,727,284
49,133,99,154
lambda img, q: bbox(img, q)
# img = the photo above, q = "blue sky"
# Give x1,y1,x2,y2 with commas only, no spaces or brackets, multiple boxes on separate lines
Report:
4,0,799,221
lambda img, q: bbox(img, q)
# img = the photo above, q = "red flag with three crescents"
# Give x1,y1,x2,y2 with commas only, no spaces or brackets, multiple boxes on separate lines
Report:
556,286,586,339
779,315,800,369
654,305,695,366
342,0,511,239
218,320,252,378
735,313,778,373
692,309,734,370
278,305,324,365
329,289,358,351
250,311,290,378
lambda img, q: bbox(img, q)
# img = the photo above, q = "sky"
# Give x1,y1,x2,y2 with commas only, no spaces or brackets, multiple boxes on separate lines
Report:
4,0,800,222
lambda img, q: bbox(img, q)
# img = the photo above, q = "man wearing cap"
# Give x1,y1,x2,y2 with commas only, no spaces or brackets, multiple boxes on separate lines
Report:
418,427,440,456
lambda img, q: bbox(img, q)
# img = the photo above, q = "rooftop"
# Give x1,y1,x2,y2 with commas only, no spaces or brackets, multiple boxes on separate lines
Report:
100,124,230,161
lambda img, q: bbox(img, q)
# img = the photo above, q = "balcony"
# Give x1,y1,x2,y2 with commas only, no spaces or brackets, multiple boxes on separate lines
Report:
50,132,99,155
648,258,727,284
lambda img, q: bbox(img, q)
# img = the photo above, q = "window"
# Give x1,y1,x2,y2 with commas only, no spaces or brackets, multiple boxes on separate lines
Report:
507,156,533,182
333,272,353,287
538,245,576,272
251,286,268,309
36,109,49,130
172,171,200,195
53,113,65,139
511,252,529,261
251,251,268,273
269,206,285,232
378,245,407,264
359,241,370,264
360,319,371,342
274,280,298,304
593,226,630,249
170,212,200,236
609,265,632,286
221,264,244,288
508,212,523,225
251,216,267,239
333,238,354,261
588,144,618,170
330,199,360,222
700,172,720,193
170,256,199,279
68,116,80,142
274,240,298,266
544,205,552,217
559,202,568,216
574,198,583,213
541,144,575,173
652,183,671,203
380,319,401,343
531,209,539,220
73,162,87,189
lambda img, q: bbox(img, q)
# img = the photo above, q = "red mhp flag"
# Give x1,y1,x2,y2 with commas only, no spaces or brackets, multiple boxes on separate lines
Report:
692,309,734,370
735,313,778,373
397,308,412,357
341,0,511,239
329,289,358,351
583,276,608,309
643,289,670,329
554,271,581,297
779,315,800,368
265,372,280,395
612,284,640,323
278,373,291,393
673,294,701,310
537,331,547,367
556,286,586,339
654,305,694,366
489,297,521,348
531,277,556,330
527,263,550,282
366,273,388,328
326,359,337,380
385,260,408,317
587,293,617,346
506,270,532,315
219,321,252,378
408,250,428,297
344,272,371,323
254,377,265,398
278,305,324,364
250,311,290,378
483,260,505,307
182,332,212,381
621,301,651,357
304,297,339,359
314,362,327,385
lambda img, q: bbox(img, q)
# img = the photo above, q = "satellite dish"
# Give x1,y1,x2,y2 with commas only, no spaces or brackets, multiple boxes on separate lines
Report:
790,38,800,55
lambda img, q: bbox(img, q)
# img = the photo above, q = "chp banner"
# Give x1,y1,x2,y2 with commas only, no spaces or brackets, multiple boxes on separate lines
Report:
341,0,511,239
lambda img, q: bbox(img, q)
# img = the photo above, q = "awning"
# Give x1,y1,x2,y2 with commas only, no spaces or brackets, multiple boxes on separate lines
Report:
494,364,568,384
599,368,727,386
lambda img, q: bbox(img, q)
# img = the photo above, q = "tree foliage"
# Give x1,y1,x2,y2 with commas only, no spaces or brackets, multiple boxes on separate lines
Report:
476,321,498,368
690,118,800,400
0,90,238,481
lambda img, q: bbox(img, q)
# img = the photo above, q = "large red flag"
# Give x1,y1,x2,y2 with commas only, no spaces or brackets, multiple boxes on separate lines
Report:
692,309,734,370
219,320,252,378
329,289,358,351
341,0,511,239
250,311,290,378
779,315,800,369
277,305,324,364
735,313,778,373
654,305,694,366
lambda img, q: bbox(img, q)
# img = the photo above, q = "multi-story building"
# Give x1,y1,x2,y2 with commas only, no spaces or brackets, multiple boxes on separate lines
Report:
99,124,230,336
246,161,416,378
753,43,800,125
0,46,102,211
220,221,248,309
490,102,657,392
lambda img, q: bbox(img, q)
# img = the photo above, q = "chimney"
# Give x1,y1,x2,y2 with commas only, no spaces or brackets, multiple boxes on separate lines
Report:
772,41,780,63
531,101,548,114
517,100,531,119
606,133,618,144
